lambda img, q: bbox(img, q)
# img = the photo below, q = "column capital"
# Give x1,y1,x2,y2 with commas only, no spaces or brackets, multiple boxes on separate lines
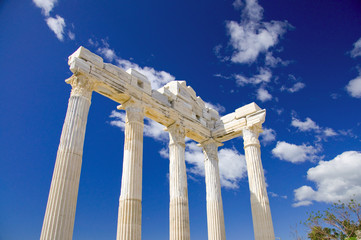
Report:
166,122,186,146
65,75,95,99
117,97,144,110
199,139,223,162
118,98,144,124
242,126,262,148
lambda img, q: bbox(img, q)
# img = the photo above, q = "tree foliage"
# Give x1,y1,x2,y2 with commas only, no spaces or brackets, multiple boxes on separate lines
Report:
305,199,361,240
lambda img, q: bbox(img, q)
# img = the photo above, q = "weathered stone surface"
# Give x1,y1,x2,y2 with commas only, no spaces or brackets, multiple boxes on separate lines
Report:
41,75,94,240
117,100,144,240
243,126,275,240
235,102,261,119
42,46,275,240
167,124,190,240
201,139,226,240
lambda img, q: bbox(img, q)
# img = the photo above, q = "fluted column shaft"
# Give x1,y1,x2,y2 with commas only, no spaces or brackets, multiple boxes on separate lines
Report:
117,101,144,240
201,140,226,240
242,127,274,240
168,124,190,240
41,75,94,240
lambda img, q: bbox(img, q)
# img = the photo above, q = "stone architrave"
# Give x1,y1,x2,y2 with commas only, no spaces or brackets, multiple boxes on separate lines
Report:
242,126,275,240
41,75,94,240
201,139,226,240
42,47,277,240
116,100,144,240
167,123,191,240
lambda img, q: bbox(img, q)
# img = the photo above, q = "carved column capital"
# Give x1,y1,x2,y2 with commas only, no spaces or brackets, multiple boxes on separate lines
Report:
200,139,223,162
167,123,186,146
66,75,95,100
242,126,262,148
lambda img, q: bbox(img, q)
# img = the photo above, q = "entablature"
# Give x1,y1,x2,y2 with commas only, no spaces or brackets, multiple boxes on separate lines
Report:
67,46,266,143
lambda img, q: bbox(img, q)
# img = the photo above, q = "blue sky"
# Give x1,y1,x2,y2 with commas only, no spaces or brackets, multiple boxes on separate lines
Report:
1,0,361,239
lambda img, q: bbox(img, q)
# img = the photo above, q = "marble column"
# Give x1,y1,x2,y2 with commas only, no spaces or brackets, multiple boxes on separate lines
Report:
41,75,94,240
168,123,190,240
116,100,144,240
201,139,226,240
242,126,274,240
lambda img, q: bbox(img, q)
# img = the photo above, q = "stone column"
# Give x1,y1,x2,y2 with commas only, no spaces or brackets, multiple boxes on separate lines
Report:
116,100,144,240
201,139,226,240
41,75,94,240
242,126,274,240
167,123,190,240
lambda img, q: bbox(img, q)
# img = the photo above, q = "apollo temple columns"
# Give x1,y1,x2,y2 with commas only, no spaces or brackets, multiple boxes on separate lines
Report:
41,46,275,240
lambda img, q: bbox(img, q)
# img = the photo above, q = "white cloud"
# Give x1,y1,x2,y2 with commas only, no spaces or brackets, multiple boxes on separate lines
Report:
46,15,65,41
109,109,247,189
323,128,338,137
94,40,175,89
291,117,320,132
346,75,361,98
226,0,289,64
260,128,276,145
269,191,287,199
98,47,117,62
350,37,361,58
265,52,290,67
291,116,338,140
282,82,305,93
143,119,168,141
33,0,57,16
68,31,75,40
109,110,168,141
185,142,247,189
257,87,272,102
293,151,361,206
204,101,226,113
272,141,320,163
236,68,272,86
280,75,305,93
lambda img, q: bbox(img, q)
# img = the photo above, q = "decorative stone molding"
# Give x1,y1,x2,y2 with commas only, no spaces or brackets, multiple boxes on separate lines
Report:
200,139,223,162
167,122,186,147
41,47,276,240
65,75,95,100
242,126,261,149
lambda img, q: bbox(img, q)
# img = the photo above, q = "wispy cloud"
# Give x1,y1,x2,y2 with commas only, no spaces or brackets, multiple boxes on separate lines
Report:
260,128,276,145
256,87,272,102
350,37,361,58
272,141,321,163
293,151,361,207
235,68,272,86
291,117,320,132
33,0,74,41
269,191,287,199
346,74,361,98
204,101,226,113
345,38,361,98
46,15,66,41
93,39,175,89
291,115,339,140
226,0,290,64
33,0,58,16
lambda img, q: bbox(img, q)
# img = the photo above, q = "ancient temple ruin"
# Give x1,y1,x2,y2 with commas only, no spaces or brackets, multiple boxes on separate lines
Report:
40,47,275,240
